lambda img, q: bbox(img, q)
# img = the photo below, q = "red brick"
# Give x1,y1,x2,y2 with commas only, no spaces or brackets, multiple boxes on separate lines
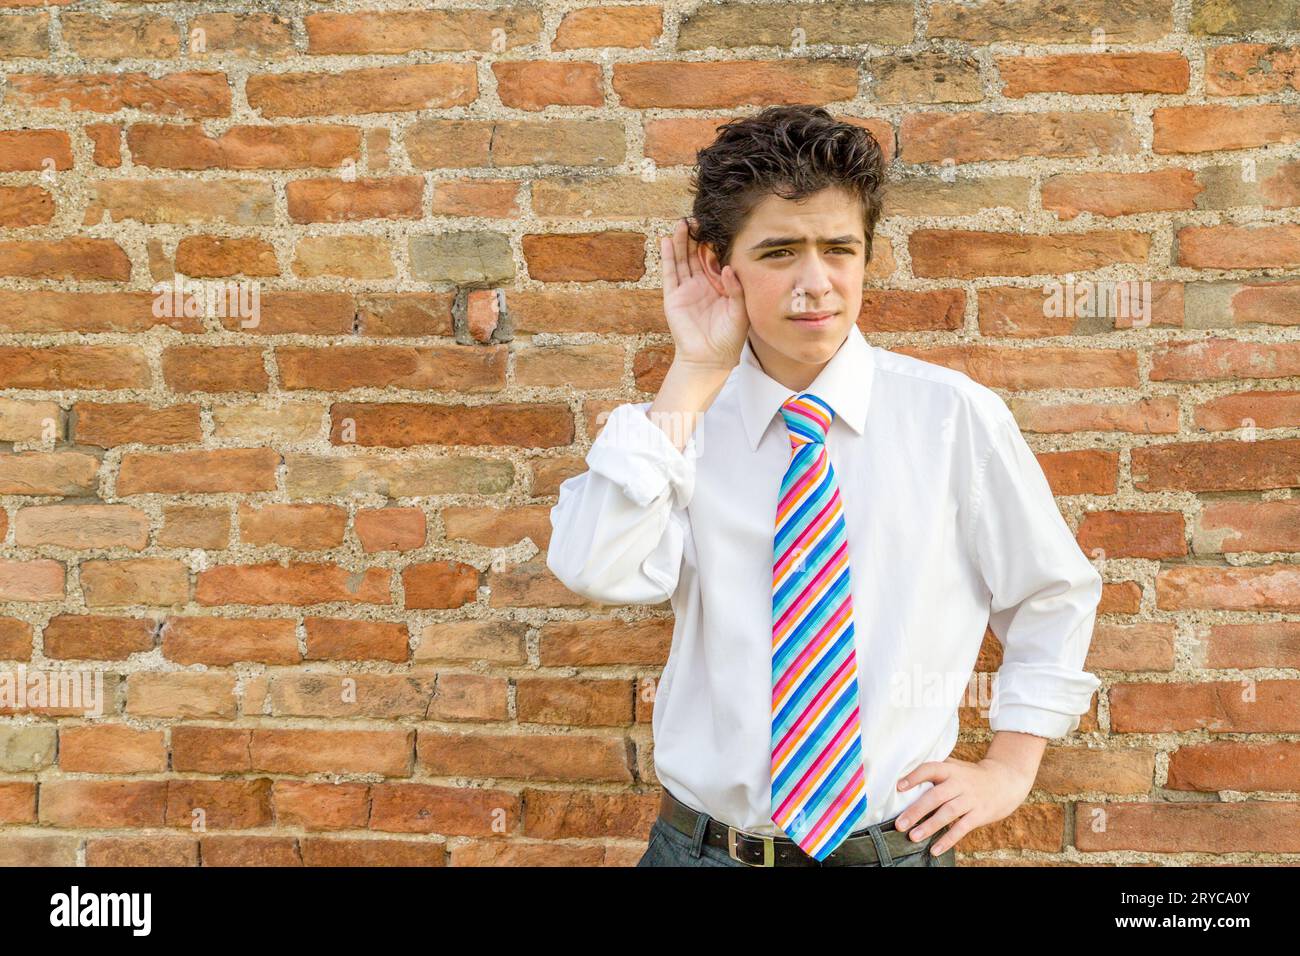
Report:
997,52,1188,97
329,402,573,448
59,724,166,773
354,508,426,554
161,616,300,665
5,71,229,116
128,123,360,169
286,176,423,223
305,617,410,663
369,782,520,835
43,614,156,660
162,346,269,393
0,345,147,387
117,449,279,495
494,61,603,109
304,9,542,54
909,229,1150,278
611,60,859,109
247,64,475,117
1076,511,1187,560
237,502,346,550
401,561,480,609
277,345,504,391
72,401,203,447
0,129,73,171
39,780,168,828
196,562,391,607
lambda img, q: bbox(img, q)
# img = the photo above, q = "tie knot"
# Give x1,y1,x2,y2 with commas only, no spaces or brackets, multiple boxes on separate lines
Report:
780,392,834,448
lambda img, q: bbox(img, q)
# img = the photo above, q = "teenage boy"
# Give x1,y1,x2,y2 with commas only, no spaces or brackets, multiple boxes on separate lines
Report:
547,105,1103,868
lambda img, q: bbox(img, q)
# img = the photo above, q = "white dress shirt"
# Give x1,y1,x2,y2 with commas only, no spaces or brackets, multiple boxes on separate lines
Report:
547,323,1102,836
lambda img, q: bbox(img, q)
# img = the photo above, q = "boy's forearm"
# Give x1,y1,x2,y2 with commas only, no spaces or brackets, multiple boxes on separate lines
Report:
646,359,733,452
984,730,1048,782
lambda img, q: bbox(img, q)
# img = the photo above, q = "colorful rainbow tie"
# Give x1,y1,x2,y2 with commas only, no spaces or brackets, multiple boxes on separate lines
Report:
770,392,869,862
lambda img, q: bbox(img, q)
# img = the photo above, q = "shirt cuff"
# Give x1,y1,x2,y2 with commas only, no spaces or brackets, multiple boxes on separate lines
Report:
584,402,697,511
988,662,1102,739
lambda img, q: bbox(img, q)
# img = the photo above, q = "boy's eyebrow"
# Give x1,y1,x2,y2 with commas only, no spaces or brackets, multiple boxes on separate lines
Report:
747,235,863,250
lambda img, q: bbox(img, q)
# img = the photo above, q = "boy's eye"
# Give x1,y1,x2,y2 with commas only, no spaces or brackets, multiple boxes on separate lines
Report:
761,247,854,259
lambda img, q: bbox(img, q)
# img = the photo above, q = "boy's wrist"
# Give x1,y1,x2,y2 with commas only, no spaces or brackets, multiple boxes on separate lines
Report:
983,730,1048,784
647,360,732,452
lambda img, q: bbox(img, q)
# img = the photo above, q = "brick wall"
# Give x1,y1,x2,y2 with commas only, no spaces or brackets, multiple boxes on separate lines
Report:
1,0,1298,866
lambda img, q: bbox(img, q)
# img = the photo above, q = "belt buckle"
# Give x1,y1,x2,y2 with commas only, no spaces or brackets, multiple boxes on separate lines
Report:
727,825,776,866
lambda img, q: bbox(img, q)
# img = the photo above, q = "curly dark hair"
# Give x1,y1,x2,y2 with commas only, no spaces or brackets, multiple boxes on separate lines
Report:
687,105,887,267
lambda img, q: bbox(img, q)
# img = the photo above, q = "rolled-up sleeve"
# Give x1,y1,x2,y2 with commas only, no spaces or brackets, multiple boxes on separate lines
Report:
546,402,696,605
969,409,1103,739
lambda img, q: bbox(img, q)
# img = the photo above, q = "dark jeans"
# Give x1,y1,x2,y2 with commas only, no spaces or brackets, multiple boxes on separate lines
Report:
636,814,958,868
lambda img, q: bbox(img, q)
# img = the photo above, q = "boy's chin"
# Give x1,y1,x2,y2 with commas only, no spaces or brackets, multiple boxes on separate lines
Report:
762,319,850,359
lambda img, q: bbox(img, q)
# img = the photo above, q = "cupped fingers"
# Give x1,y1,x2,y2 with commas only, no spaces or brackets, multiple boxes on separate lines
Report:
928,814,975,856
894,794,943,837
660,234,680,294
672,217,692,279
908,796,971,843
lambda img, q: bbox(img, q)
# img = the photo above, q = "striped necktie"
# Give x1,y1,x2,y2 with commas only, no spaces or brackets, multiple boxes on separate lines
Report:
770,392,869,862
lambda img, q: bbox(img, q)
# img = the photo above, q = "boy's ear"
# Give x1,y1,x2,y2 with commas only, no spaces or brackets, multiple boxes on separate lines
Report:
696,241,727,297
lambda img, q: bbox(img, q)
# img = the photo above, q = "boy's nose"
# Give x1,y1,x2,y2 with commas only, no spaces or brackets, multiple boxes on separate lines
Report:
791,284,833,310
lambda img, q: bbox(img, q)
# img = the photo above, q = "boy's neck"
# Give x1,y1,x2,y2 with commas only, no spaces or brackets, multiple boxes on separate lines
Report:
748,330,846,393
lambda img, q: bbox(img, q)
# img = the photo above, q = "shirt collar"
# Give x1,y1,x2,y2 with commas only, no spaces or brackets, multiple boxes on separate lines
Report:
735,323,875,452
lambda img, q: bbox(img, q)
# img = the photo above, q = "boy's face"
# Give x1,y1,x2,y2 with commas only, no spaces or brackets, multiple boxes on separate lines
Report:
703,185,868,392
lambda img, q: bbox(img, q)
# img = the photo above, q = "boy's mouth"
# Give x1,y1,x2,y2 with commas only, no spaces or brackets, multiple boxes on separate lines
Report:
789,311,837,326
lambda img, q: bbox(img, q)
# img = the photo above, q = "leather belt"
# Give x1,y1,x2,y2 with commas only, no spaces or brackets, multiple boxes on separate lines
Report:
657,787,942,867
